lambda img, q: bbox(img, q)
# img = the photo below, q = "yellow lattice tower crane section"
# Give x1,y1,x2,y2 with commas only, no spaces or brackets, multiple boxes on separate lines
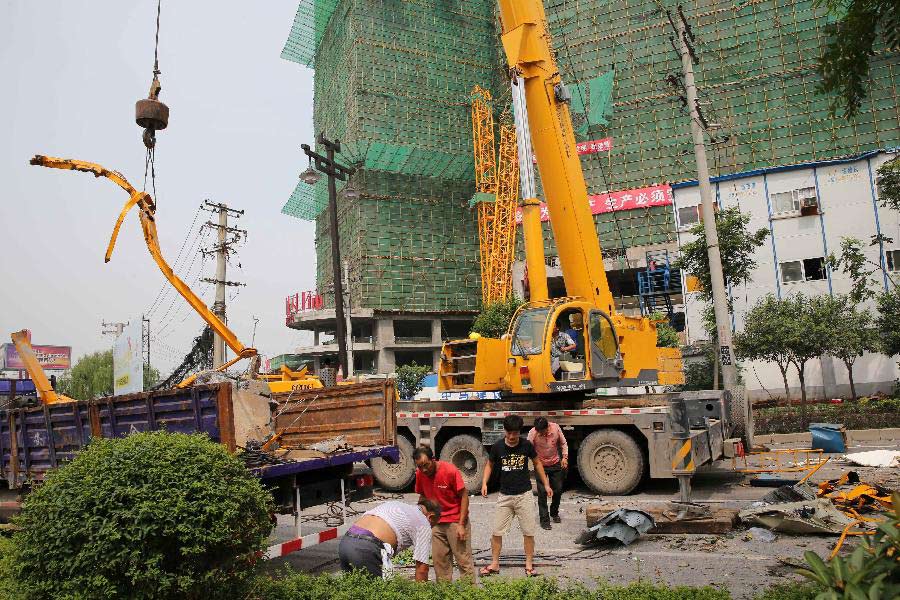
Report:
470,85,498,306
487,117,519,302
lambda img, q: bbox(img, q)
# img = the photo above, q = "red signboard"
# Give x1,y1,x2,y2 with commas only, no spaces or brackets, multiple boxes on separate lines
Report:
533,137,612,163
515,183,674,224
285,291,325,324
1,343,72,370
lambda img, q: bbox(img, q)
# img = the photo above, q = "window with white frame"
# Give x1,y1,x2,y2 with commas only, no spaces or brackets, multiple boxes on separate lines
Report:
770,186,819,216
677,205,700,229
780,257,828,283
887,249,900,272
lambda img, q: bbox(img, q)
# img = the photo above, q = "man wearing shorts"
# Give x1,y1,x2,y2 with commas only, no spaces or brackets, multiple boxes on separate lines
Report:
479,414,553,577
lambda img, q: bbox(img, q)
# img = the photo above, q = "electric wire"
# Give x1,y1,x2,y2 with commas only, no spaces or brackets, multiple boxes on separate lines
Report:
144,204,203,317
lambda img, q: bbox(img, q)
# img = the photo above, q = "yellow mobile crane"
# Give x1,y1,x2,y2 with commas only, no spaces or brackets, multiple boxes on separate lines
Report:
439,1,684,396
10,330,76,405
29,156,322,393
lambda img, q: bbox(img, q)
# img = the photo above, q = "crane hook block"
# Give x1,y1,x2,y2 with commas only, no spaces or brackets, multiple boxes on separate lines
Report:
135,98,169,131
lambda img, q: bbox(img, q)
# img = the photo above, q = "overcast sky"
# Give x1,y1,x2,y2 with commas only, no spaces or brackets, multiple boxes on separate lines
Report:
0,1,317,373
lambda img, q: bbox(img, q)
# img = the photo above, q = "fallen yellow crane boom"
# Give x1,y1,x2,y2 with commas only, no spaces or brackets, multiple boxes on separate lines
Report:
10,330,75,404
29,155,257,385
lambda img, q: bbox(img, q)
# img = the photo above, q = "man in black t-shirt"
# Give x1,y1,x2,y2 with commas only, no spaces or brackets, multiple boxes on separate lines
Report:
479,414,553,578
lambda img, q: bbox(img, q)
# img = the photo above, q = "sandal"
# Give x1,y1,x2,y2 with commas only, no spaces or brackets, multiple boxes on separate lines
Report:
479,565,501,577
524,567,539,577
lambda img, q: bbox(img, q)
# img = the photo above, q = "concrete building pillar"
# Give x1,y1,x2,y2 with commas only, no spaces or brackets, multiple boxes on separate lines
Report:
820,353,838,399
377,349,396,374
431,318,442,345
313,327,320,346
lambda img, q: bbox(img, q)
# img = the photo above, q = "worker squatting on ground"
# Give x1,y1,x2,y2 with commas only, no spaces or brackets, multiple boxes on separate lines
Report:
480,414,553,578
527,417,568,530
338,499,441,580
413,445,475,582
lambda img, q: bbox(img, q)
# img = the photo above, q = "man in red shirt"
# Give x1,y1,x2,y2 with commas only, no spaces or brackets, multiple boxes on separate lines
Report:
414,445,474,581
527,417,568,529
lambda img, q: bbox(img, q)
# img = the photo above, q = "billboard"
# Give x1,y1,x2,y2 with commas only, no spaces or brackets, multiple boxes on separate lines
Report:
113,320,143,395
1,343,72,371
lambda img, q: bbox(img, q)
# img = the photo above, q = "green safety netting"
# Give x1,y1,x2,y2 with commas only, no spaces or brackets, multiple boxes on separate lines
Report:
570,70,616,136
280,0,342,68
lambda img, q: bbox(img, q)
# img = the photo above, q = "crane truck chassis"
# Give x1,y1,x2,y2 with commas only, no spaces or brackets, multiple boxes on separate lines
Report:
372,388,748,499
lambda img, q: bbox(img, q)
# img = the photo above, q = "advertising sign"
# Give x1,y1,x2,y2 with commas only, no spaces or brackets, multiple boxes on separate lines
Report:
515,183,674,224
1,343,72,370
113,320,143,395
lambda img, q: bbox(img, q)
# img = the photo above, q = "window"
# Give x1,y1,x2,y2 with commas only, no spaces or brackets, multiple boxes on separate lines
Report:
887,250,900,272
780,257,827,284
677,205,700,229
510,308,550,356
771,187,819,216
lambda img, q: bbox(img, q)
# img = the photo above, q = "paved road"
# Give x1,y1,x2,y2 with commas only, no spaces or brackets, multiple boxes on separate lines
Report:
265,438,899,599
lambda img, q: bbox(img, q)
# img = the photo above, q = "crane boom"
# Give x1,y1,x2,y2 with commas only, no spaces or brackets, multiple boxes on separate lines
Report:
28,156,257,381
10,330,75,404
497,1,615,314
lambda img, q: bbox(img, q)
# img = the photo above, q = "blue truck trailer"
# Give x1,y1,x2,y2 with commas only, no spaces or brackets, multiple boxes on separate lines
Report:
0,380,399,536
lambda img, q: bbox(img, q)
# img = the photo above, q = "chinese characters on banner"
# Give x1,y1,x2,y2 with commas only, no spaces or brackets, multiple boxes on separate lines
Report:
533,137,613,163
515,184,674,224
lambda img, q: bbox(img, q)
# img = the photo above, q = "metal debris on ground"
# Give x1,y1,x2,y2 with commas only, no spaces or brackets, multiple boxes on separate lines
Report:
744,527,776,542
305,435,353,454
575,508,655,546
738,498,858,534
842,449,900,468
760,482,817,504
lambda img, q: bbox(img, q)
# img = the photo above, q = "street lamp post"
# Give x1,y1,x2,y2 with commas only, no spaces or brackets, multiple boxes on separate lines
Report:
301,132,355,377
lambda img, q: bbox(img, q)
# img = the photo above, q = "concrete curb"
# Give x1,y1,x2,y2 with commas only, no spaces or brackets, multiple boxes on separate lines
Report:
755,428,900,445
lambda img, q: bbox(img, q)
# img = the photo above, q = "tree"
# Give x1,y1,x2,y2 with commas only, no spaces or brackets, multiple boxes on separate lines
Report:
784,294,838,421
675,207,770,309
57,350,163,400
735,295,798,400
56,350,114,400
396,362,431,400
877,288,900,357
471,296,525,338
827,296,880,400
651,312,680,348
816,0,900,118
876,156,900,211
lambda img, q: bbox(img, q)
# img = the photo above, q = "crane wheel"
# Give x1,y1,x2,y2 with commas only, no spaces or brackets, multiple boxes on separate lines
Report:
371,436,416,491
439,434,489,494
577,429,645,495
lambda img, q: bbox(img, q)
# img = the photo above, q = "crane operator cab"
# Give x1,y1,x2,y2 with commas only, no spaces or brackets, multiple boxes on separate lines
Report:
508,298,624,394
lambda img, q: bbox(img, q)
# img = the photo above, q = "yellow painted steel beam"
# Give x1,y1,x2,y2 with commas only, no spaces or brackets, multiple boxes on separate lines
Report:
10,330,75,404
29,156,257,380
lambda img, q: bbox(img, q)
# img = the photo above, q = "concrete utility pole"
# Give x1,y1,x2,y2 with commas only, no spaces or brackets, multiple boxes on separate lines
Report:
300,133,356,376
142,315,151,369
343,260,354,378
101,320,127,337
200,200,247,368
670,6,737,387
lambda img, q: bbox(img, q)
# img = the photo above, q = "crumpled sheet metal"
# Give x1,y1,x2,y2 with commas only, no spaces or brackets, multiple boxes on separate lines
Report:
575,508,655,546
305,435,352,454
738,498,857,534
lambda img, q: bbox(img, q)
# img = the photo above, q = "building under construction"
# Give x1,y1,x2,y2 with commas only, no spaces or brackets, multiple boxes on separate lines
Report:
280,0,900,373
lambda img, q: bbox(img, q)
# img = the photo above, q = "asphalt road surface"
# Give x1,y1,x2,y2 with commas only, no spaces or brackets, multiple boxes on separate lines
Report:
265,438,899,599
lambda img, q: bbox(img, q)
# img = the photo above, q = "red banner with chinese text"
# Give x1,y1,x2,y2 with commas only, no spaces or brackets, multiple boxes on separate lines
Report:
515,183,674,224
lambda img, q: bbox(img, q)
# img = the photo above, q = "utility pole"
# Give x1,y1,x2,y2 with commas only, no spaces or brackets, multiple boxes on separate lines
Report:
101,320,128,338
142,315,151,369
668,5,737,388
343,260,354,378
300,133,356,376
200,200,247,368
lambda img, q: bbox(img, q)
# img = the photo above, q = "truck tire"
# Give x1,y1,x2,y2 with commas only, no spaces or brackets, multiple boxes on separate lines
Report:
577,429,645,495
371,436,416,491
728,386,754,449
439,434,489,494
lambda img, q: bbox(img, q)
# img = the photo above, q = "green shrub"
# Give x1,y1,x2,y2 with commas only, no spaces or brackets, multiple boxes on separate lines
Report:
5,431,273,600
471,296,525,339
397,362,431,400
249,570,732,600
753,583,819,600
797,492,900,599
